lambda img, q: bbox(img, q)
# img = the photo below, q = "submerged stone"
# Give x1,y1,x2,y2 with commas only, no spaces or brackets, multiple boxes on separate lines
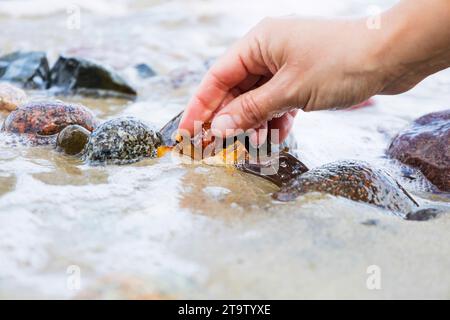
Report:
2,101,98,145
387,110,450,192
274,160,419,215
49,56,137,98
83,117,162,165
57,125,91,155
0,83,28,112
135,63,156,79
0,51,50,89
405,208,440,221
237,151,308,187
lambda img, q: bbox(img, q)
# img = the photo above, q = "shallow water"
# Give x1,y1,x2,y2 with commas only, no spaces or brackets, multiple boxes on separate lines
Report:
0,0,449,299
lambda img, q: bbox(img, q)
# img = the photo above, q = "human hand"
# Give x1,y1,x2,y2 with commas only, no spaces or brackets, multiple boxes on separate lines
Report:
179,16,384,145
178,0,450,144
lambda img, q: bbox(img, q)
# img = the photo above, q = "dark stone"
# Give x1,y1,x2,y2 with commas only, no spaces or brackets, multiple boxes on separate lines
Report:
0,51,50,89
237,151,308,187
135,63,156,79
57,125,91,155
2,101,98,145
387,110,450,192
405,208,440,221
83,117,162,165
361,219,379,226
159,111,183,146
49,56,137,98
273,160,419,215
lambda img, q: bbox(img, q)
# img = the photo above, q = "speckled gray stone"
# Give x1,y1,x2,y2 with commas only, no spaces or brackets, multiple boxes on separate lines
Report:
83,117,162,165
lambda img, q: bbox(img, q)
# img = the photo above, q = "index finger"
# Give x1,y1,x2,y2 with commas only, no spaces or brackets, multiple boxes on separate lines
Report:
178,43,251,135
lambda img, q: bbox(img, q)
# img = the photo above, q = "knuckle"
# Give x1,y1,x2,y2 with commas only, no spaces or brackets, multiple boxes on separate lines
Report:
240,92,265,125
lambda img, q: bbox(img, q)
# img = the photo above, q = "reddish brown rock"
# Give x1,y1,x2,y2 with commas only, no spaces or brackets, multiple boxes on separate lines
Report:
387,110,450,192
2,101,98,145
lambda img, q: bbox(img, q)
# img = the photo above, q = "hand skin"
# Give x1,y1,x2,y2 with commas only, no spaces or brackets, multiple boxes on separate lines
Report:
179,0,450,144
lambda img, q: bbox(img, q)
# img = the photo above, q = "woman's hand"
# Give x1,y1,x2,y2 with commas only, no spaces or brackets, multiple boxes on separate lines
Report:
178,0,450,144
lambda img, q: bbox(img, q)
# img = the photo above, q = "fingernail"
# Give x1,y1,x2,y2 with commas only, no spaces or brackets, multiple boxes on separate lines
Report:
211,114,238,133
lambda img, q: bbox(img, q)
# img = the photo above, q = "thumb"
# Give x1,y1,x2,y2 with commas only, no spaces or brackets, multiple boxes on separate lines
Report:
211,70,293,136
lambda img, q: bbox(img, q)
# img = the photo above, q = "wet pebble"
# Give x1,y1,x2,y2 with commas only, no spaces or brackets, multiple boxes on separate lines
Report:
1,101,98,145
83,117,162,165
387,109,450,192
0,83,27,112
56,125,91,155
202,186,231,201
274,160,419,216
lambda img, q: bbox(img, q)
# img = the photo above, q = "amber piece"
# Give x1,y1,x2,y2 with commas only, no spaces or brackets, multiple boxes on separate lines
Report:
156,145,173,158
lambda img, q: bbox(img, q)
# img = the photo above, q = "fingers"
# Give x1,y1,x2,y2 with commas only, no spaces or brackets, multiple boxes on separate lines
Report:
249,122,268,146
237,74,262,92
178,41,262,135
346,98,375,110
248,110,297,147
211,69,293,136
217,75,263,113
268,110,298,143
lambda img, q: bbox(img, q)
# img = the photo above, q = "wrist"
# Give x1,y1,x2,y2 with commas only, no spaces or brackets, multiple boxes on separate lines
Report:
372,0,450,94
